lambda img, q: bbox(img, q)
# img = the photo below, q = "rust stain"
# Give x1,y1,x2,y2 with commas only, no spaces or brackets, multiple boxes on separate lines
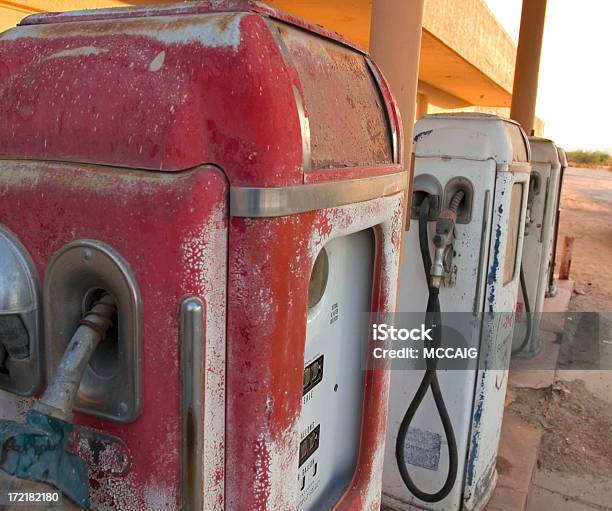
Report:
214,12,234,31
275,21,393,170
5,12,242,43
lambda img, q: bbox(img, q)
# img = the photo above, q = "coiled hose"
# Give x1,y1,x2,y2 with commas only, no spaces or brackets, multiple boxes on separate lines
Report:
448,190,464,214
395,195,458,502
511,266,532,355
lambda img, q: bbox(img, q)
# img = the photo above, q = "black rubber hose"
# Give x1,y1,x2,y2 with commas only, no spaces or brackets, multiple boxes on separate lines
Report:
448,190,465,215
418,197,432,273
511,265,532,355
395,195,458,502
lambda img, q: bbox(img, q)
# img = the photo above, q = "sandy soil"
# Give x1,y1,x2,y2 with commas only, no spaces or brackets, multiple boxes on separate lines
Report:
509,380,612,478
556,167,612,311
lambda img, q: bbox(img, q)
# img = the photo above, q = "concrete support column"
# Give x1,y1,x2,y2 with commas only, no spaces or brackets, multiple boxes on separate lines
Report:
369,0,425,168
416,93,429,120
510,0,548,135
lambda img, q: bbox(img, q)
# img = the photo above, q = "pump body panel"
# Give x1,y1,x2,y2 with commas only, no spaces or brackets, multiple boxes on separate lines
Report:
0,2,405,510
514,137,561,355
546,147,567,297
0,161,229,509
383,114,530,511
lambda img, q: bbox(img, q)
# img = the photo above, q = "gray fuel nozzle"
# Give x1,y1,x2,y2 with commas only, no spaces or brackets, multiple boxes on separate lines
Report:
524,205,534,235
0,293,117,509
429,190,464,288
430,211,456,288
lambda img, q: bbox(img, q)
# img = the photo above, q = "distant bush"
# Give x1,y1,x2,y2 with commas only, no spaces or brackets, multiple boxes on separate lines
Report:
566,150,612,166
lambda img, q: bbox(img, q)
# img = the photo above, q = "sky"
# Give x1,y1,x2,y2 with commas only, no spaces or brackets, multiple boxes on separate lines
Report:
484,0,612,152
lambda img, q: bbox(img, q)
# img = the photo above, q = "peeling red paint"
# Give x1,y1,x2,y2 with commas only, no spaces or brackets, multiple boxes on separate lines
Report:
0,12,302,186
225,194,404,510
0,162,229,510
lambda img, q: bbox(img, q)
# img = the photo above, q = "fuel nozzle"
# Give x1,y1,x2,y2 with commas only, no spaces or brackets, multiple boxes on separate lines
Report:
524,204,534,236
0,293,117,509
430,190,465,288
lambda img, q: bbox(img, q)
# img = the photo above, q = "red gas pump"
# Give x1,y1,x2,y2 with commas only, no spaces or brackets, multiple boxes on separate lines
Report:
0,2,406,509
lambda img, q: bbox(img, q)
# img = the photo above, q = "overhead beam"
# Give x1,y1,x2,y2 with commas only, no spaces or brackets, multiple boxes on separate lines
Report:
369,0,424,167
0,2,43,14
510,0,548,135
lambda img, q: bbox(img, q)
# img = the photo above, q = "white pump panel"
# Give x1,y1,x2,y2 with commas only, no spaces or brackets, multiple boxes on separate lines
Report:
298,229,374,511
514,137,561,355
383,114,530,511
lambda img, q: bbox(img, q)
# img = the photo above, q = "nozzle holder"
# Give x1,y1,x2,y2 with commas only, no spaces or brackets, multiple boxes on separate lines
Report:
0,225,43,396
443,177,473,224
411,174,443,221
44,240,142,424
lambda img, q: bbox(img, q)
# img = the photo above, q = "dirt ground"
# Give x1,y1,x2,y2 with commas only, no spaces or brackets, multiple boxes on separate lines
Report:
510,379,612,479
556,166,612,311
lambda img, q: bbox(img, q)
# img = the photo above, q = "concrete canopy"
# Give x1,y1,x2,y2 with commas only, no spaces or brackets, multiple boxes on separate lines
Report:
0,0,516,109
266,0,516,108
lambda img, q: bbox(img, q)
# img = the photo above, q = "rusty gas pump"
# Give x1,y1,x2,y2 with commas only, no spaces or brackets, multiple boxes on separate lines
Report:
0,2,406,509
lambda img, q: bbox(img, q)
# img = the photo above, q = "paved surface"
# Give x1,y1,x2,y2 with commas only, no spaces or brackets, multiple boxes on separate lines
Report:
487,280,573,511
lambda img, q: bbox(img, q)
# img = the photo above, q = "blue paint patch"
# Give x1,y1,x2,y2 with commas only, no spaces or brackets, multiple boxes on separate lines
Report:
414,129,433,142
466,375,487,486
486,222,502,312
405,427,441,471
0,410,89,508
485,202,505,312
473,458,497,501
487,224,502,286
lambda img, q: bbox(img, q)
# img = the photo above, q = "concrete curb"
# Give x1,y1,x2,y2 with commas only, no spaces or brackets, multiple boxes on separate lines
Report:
486,279,574,511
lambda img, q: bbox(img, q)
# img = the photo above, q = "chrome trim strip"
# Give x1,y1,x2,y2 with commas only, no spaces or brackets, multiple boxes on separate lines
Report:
230,171,407,217
365,57,399,164
263,17,292,64
264,18,312,171
292,84,312,172
474,190,491,315
180,296,205,511
540,177,551,243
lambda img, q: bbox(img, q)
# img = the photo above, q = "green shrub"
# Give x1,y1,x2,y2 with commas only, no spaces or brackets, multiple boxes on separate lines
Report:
566,150,612,166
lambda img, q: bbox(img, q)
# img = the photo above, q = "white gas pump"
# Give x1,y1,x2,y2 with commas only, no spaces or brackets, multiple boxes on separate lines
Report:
383,113,530,511
513,137,561,355
546,146,567,297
